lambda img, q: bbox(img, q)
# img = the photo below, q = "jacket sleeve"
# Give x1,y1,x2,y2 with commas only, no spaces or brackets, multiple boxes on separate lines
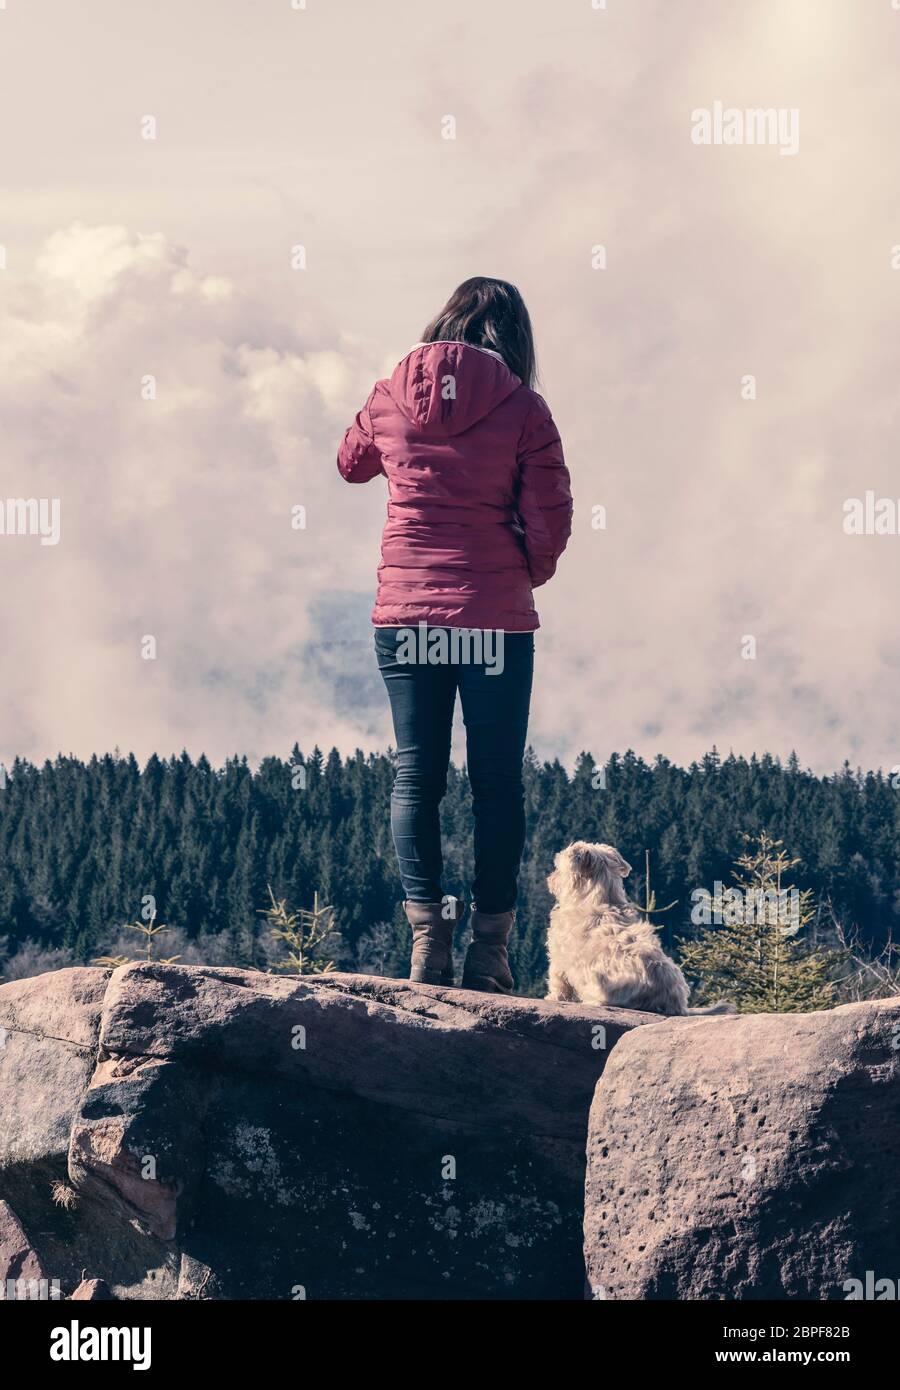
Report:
337,386,384,484
515,395,572,588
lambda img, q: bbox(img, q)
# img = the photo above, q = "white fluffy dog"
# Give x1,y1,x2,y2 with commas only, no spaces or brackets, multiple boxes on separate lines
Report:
546,841,734,1015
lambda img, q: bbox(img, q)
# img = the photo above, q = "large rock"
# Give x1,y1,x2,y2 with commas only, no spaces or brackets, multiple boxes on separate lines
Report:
71,1277,115,1300
0,967,108,1167
1,963,653,1299
0,966,181,1298
584,998,900,1299
0,1198,51,1299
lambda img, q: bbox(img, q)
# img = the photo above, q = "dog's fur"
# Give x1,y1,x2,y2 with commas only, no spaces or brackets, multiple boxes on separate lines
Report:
546,841,735,1015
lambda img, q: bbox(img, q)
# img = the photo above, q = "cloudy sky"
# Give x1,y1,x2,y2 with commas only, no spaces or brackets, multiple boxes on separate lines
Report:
2,0,899,774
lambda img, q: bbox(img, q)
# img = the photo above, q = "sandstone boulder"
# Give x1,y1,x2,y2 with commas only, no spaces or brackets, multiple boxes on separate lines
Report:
0,967,108,1168
1,963,653,1299
583,998,900,1299
0,1198,49,1298
71,1277,115,1300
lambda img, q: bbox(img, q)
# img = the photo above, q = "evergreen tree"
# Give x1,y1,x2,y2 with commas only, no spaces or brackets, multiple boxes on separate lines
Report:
261,886,341,975
679,833,839,1012
0,747,897,999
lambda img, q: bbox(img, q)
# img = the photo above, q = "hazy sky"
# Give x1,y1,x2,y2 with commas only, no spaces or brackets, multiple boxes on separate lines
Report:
2,0,899,774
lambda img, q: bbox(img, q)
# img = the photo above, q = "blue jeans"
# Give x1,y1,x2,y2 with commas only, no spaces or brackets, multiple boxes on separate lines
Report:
375,627,534,913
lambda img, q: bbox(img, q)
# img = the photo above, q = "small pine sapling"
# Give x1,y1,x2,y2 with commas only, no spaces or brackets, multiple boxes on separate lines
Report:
260,886,340,975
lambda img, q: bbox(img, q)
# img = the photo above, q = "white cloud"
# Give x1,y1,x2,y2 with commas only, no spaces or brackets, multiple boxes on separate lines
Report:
0,223,387,765
2,0,899,774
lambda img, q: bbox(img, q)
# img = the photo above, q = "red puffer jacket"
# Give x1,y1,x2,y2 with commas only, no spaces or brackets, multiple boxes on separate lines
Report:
337,341,572,631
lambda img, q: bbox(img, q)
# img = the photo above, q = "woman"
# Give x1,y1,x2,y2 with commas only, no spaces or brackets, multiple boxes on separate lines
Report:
337,277,572,993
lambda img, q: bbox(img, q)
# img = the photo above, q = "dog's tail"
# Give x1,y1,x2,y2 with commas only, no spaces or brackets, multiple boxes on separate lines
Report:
687,1000,736,1015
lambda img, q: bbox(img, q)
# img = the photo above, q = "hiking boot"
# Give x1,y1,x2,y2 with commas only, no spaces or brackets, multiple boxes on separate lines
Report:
405,898,464,986
461,909,515,994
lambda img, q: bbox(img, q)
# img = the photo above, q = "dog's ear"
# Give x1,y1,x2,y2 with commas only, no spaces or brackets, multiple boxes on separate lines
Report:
598,844,632,878
613,850,632,878
569,843,598,888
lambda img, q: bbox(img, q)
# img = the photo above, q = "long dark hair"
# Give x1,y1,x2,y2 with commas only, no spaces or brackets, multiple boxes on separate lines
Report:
421,277,537,389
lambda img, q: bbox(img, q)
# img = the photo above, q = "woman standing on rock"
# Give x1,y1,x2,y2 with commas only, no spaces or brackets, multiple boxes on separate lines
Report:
337,277,572,993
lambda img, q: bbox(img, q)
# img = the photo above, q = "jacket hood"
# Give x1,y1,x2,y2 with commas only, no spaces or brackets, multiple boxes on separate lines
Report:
387,341,521,437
